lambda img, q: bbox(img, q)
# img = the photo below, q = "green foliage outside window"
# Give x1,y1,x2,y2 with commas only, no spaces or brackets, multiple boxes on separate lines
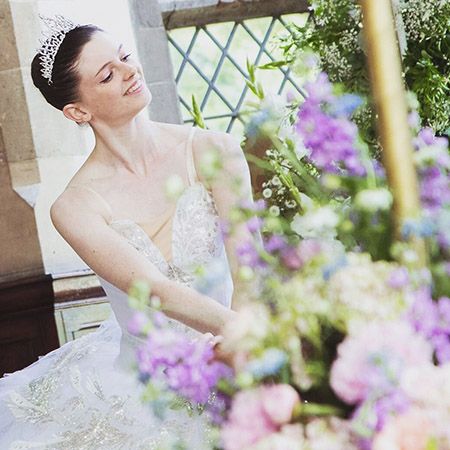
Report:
277,0,450,138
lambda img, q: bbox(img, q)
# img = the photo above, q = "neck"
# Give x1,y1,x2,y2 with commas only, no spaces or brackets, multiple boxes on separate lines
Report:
89,111,160,177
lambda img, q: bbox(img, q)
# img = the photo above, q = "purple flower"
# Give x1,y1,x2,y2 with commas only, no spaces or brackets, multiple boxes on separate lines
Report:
432,334,450,364
240,198,266,212
407,290,450,365
137,328,233,405
294,73,366,176
414,127,448,150
413,127,450,220
407,288,440,340
352,390,410,437
419,166,450,214
263,235,287,253
388,267,410,289
236,241,266,268
437,297,450,333
246,216,264,234
373,390,410,432
280,246,303,270
127,311,150,336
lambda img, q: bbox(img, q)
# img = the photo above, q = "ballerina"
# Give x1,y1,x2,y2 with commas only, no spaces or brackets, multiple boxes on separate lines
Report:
0,15,256,449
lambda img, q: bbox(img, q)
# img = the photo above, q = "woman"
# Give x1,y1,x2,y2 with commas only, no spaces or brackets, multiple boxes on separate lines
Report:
0,16,256,449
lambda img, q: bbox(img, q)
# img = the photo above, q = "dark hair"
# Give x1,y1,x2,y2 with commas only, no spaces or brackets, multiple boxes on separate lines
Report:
31,24,104,111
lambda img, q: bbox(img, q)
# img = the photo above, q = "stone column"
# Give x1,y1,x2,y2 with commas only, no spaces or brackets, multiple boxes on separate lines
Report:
0,0,59,375
0,0,44,283
128,0,183,124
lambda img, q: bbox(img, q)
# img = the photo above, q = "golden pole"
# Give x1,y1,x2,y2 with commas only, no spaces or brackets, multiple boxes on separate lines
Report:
359,0,426,266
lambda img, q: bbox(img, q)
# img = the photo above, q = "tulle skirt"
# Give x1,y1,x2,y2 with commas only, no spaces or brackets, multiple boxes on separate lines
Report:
0,313,214,450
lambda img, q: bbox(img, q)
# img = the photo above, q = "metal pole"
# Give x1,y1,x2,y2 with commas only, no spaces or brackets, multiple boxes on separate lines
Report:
359,0,426,266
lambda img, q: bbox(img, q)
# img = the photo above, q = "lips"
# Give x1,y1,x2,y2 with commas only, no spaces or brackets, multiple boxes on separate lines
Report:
124,79,143,95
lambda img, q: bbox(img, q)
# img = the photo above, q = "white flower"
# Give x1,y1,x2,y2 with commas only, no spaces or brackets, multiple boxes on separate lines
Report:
278,122,309,160
260,93,287,121
354,188,393,212
262,188,273,198
291,206,339,239
269,205,280,216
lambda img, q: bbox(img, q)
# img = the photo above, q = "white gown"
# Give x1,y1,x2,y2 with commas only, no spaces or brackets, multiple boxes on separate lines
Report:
0,126,234,449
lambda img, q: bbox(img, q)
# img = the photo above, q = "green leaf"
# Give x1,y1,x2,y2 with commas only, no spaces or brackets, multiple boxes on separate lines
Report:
426,437,438,450
246,57,255,81
294,401,343,418
191,94,206,129
257,60,288,70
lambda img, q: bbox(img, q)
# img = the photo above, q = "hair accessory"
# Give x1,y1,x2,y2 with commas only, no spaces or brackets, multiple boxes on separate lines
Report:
37,14,79,85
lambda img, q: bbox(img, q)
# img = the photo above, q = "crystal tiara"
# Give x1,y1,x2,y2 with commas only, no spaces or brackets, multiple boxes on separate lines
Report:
37,14,79,85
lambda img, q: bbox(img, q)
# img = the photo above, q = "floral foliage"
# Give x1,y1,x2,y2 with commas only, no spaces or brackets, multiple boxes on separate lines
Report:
129,49,450,450
276,0,450,137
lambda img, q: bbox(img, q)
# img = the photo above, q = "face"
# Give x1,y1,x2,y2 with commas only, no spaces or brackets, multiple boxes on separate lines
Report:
73,31,151,126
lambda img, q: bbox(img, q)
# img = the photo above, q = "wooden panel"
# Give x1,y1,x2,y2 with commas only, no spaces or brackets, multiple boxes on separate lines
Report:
55,300,112,345
161,0,309,29
0,274,59,376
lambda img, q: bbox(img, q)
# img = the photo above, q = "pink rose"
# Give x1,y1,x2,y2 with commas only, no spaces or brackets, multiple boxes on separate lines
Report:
261,384,301,425
221,385,301,450
221,389,277,450
373,408,433,450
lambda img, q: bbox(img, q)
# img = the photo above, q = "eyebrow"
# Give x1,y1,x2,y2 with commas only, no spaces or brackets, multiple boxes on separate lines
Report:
95,44,123,77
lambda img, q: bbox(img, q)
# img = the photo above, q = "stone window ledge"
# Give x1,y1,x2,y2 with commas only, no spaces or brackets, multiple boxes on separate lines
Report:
52,272,106,305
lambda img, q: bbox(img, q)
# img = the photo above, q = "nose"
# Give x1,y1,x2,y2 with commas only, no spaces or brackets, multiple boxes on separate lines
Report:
122,61,137,80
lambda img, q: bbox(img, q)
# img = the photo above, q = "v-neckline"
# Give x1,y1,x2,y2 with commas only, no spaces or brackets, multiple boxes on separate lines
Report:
108,182,205,267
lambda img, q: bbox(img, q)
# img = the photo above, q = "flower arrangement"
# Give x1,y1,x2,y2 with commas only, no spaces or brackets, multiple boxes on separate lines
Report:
127,39,450,450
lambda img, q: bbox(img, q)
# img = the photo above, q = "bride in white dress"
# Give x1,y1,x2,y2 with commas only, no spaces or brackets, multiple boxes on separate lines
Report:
0,17,255,449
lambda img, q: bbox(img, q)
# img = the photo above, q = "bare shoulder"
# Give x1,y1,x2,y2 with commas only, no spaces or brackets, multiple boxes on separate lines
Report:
52,154,112,227
51,175,110,239
190,127,248,187
50,186,103,235
192,127,242,157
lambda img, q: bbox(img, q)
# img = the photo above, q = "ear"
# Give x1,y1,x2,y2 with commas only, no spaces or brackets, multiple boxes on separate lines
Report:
62,103,92,125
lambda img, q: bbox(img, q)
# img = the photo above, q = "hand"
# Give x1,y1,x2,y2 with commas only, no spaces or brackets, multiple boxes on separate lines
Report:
198,332,222,347
197,332,234,367
213,338,235,369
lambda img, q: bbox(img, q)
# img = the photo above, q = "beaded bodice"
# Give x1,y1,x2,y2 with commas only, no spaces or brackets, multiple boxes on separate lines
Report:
96,180,233,369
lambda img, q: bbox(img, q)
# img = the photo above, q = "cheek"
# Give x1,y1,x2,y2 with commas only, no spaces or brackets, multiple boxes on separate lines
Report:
91,85,123,112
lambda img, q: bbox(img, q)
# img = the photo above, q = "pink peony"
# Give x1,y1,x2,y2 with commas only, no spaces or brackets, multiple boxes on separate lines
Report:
330,321,433,404
248,424,304,450
260,384,300,425
221,385,301,450
372,408,433,450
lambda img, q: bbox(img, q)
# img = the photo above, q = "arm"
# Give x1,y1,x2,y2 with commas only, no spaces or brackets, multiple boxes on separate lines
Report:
192,129,262,311
50,188,236,335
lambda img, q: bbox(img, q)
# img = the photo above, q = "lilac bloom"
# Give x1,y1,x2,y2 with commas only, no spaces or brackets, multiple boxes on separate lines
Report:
388,267,410,289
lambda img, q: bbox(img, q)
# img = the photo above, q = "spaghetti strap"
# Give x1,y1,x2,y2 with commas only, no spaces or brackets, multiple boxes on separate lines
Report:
67,184,113,222
185,125,198,186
